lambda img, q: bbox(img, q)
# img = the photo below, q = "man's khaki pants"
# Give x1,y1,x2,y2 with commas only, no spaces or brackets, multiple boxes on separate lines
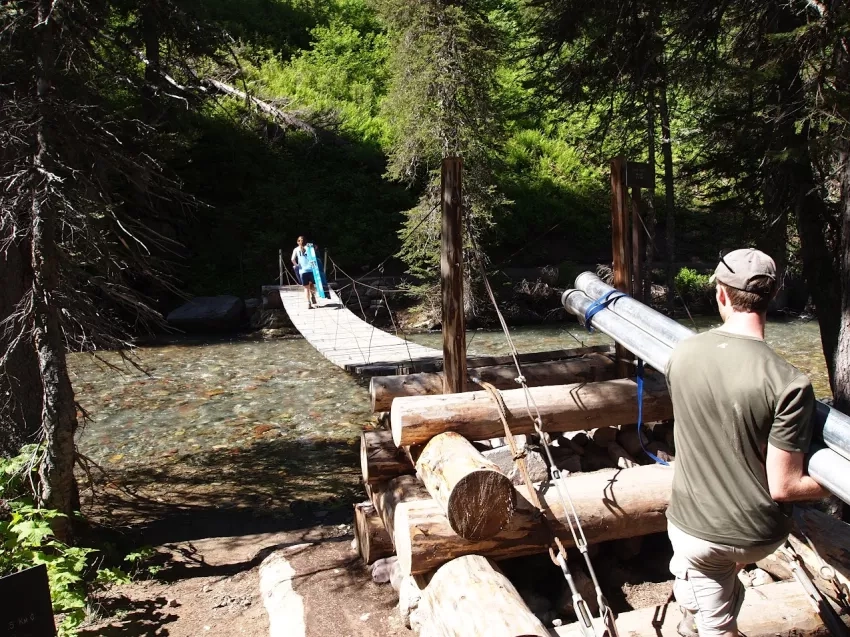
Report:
668,522,785,636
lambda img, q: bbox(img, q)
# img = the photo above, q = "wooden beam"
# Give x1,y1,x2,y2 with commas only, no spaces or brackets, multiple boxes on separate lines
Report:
391,376,672,447
413,555,549,637
395,463,673,575
360,429,414,484
369,353,617,412
441,156,467,393
354,501,394,564
415,432,515,540
631,187,645,302
610,156,632,376
353,344,613,376
367,475,431,549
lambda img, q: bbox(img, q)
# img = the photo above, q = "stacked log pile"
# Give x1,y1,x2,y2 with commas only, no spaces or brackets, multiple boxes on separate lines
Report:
352,348,849,636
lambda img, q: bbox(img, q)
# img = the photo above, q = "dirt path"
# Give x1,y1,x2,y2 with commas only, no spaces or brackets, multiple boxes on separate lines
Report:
82,525,411,637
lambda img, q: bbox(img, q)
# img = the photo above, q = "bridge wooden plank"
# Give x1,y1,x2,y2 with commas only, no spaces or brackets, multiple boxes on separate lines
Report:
278,286,442,373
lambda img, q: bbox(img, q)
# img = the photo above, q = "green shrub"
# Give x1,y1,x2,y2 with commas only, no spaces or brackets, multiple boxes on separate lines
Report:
0,446,146,636
673,267,714,305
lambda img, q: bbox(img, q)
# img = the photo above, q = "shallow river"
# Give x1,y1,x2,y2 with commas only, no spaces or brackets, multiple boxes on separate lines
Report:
72,316,829,472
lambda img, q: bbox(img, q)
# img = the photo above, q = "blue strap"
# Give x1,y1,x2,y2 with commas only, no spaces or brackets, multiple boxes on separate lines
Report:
637,358,669,466
583,289,625,332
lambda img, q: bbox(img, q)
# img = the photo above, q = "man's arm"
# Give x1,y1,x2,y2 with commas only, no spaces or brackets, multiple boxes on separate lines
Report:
765,444,829,502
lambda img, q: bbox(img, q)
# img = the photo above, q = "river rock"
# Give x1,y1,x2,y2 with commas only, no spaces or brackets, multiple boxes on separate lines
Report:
167,296,245,331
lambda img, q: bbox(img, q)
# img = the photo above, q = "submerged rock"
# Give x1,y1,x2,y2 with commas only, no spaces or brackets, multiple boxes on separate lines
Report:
167,296,245,331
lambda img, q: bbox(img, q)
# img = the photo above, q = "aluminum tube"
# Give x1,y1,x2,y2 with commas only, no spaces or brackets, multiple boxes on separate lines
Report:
814,401,850,462
807,444,850,505
561,289,672,372
575,272,695,349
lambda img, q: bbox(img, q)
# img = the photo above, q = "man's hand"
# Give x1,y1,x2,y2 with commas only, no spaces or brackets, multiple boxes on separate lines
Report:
765,444,829,502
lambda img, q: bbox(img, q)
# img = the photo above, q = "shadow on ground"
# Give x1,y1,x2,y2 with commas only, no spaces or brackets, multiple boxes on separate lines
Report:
81,434,363,547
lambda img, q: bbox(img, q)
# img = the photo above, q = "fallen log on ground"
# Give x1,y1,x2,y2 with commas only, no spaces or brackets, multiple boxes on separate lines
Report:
552,580,843,636
354,501,394,564
369,353,617,412
412,555,549,637
367,474,431,548
415,432,515,540
391,377,672,446
395,463,673,575
361,429,414,484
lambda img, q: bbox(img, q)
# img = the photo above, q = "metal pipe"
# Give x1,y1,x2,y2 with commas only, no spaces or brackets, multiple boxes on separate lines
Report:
807,444,850,504
574,272,694,350
812,401,850,463
561,289,672,372
562,286,850,503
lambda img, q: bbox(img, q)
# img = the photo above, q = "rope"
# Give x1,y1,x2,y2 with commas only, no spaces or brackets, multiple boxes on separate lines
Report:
466,227,618,637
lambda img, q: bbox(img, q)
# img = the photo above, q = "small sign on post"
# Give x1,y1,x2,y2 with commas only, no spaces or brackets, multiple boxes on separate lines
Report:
625,161,654,189
0,565,56,636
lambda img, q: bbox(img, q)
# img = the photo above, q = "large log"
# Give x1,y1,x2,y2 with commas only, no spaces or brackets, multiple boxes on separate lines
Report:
367,474,431,546
413,555,549,637
369,353,617,412
353,344,613,376
391,377,672,447
354,501,394,564
361,429,414,484
552,580,842,636
415,432,515,540
395,463,673,575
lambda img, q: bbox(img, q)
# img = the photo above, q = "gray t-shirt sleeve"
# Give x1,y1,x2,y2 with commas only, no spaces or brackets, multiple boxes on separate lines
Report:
769,375,815,453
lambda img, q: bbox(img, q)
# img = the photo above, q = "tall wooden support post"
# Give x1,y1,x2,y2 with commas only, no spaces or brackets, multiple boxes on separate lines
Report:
631,188,644,302
441,157,467,393
278,248,284,286
610,156,632,377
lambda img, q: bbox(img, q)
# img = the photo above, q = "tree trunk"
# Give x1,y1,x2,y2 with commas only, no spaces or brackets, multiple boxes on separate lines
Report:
658,71,676,315
833,146,850,414
361,429,415,484
141,0,161,121
32,0,78,541
391,377,673,446
0,238,42,458
644,87,657,303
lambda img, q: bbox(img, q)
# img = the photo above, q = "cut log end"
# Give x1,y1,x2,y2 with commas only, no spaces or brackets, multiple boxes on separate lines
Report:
447,469,515,540
354,502,394,564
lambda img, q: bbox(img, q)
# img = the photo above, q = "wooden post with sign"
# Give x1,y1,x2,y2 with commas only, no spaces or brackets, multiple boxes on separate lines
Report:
441,157,467,393
610,156,632,377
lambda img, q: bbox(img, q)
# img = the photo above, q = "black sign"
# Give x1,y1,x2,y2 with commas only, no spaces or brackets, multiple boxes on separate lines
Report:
625,161,654,189
0,565,56,637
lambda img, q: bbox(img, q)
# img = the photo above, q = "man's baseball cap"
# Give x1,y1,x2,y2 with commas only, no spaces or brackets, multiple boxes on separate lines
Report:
710,248,777,293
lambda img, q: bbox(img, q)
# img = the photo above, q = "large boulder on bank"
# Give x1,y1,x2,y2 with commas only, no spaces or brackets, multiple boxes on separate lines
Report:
167,296,245,331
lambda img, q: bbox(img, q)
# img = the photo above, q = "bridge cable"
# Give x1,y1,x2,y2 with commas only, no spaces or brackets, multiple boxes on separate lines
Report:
466,227,619,637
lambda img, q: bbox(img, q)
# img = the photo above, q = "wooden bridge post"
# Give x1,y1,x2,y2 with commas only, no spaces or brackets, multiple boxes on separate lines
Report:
278,248,284,286
441,157,467,393
610,156,632,376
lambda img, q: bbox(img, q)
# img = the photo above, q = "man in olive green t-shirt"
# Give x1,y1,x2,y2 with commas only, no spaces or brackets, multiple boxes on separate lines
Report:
665,249,827,637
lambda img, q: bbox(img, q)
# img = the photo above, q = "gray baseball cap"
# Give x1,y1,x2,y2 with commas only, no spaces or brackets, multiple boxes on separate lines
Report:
709,248,777,292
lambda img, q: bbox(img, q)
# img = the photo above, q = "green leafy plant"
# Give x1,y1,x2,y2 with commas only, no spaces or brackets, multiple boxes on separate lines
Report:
0,446,135,636
674,267,714,306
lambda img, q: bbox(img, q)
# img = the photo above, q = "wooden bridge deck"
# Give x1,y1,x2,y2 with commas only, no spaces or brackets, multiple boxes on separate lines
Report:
278,286,442,374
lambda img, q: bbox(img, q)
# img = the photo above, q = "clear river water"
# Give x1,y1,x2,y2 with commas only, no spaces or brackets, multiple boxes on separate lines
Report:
70,316,829,520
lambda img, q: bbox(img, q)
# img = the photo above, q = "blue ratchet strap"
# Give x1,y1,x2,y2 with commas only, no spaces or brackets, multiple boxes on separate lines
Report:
583,289,626,332
637,359,669,466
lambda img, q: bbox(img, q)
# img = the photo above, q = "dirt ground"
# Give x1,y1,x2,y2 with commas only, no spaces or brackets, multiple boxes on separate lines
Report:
81,524,411,637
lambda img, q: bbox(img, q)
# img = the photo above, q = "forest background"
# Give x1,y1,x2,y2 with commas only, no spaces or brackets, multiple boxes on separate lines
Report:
1,0,849,631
